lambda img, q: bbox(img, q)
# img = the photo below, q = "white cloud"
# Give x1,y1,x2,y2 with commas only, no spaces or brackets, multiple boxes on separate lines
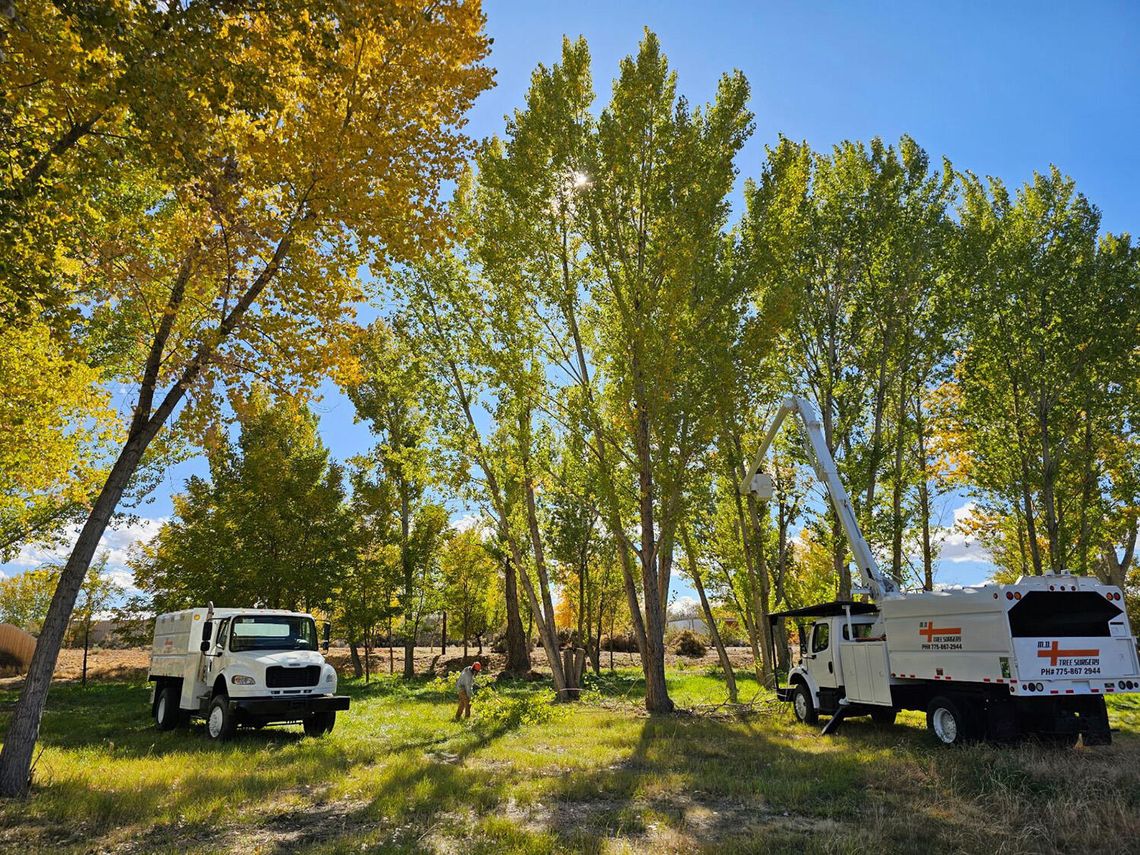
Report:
934,501,992,565
452,513,482,534
2,516,167,594
668,595,700,619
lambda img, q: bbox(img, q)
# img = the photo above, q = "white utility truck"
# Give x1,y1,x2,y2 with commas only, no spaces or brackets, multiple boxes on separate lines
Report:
148,606,349,741
745,397,1140,746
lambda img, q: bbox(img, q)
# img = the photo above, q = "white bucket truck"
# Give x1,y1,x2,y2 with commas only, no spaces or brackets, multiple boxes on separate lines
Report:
745,397,1140,746
147,605,349,740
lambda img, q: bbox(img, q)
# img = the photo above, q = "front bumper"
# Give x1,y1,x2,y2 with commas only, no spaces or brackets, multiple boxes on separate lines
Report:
226,694,350,720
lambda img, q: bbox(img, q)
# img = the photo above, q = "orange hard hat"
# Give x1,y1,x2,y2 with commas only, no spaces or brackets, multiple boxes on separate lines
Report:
473,661,482,671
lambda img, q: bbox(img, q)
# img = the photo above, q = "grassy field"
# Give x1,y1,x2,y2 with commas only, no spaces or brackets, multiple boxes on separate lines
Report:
1,666,1138,854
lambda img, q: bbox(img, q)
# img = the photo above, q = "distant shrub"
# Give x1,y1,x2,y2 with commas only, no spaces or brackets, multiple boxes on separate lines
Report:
600,632,639,653
672,629,706,658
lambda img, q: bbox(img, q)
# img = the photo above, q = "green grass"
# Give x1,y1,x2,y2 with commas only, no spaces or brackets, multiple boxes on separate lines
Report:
1,671,1138,853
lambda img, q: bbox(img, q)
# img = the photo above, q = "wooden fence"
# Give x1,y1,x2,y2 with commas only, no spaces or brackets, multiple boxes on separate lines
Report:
0,623,36,675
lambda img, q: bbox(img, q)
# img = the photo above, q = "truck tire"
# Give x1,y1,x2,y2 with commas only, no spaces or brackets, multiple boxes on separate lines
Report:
206,695,236,741
870,706,897,726
792,683,818,724
154,684,181,731
303,711,336,737
926,695,973,746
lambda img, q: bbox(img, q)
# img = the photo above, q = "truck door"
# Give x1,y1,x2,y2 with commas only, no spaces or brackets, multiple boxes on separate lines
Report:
199,617,229,690
805,620,839,690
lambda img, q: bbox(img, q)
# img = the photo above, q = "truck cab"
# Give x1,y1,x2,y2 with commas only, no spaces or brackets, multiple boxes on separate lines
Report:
149,607,350,741
779,602,891,725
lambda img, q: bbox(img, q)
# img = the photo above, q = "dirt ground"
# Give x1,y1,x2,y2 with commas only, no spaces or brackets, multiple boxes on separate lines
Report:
0,643,758,688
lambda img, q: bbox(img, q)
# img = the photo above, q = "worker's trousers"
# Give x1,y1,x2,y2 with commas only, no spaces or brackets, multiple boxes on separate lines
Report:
455,689,471,720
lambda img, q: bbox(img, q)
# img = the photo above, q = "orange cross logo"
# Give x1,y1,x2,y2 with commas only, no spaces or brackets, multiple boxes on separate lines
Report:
1036,641,1099,666
919,624,960,642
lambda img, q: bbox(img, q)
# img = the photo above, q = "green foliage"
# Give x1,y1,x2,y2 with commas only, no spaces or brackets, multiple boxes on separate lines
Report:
949,167,1139,580
131,388,354,612
69,554,124,643
440,526,500,648
474,684,562,731
0,566,59,634
0,320,119,557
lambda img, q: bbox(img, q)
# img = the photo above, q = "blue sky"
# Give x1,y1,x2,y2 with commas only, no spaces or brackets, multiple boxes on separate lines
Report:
6,1,1138,601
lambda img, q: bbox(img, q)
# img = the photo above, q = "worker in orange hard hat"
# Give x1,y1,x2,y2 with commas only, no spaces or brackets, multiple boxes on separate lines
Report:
454,660,482,721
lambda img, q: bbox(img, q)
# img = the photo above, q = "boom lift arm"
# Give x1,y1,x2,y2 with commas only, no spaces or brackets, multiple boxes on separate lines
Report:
740,395,900,601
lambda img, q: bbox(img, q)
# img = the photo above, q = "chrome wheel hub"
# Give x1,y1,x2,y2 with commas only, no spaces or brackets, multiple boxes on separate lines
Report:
932,707,957,743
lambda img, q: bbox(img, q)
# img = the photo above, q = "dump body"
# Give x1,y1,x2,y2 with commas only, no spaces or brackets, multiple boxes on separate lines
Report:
878,575,1139,700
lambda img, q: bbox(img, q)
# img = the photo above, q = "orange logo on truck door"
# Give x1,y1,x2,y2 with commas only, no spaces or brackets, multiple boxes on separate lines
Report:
1036,641,1099,667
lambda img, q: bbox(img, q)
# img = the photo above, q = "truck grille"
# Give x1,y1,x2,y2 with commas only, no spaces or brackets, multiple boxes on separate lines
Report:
265,665,321,688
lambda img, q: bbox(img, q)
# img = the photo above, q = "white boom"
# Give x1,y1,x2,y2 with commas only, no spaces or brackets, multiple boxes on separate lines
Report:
740,395,900,600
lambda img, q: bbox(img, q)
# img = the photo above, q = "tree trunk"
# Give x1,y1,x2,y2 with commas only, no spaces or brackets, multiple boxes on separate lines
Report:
1039,397,1062,573
0,424,152,796
441,610,447,656
1100,524,1135,589
501,553,531,673
833,512,852,600
609,606,615,671
914,398,935,591
349,642,363,679
890,369,908,583
81,624,90,688
1078,402,1094,576
633,390,673,714
577,556,586,651
519,473,570,699
592,583,604,677
401,486,415,678
745,495,775,683
1010,374,1043,574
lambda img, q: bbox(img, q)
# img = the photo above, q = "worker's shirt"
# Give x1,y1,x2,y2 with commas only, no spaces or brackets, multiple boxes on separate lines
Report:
456,666,476,696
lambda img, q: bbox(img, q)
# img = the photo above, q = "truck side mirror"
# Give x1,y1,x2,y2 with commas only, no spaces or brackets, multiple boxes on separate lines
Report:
200,620,213,653
322,621,331,651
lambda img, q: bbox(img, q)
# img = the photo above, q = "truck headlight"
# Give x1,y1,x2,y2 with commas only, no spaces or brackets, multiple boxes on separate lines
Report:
231,674,256,686
324,670,334,683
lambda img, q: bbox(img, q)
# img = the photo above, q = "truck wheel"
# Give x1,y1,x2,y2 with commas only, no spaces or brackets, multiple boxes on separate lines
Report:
793,683,818,724
154,684,181,731
870,706,897,726
303,711,336,737
926,695,972,746
206,695,236,742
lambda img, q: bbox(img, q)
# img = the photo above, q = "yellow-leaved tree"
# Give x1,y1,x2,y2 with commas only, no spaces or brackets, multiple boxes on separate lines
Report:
0,0,492,796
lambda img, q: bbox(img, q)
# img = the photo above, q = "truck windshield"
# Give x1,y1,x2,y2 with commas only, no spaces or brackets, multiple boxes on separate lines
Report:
229,616,317,652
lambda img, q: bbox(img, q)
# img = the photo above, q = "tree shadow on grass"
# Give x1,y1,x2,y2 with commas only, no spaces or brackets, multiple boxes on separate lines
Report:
0,677,549,854
526,712,974,853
